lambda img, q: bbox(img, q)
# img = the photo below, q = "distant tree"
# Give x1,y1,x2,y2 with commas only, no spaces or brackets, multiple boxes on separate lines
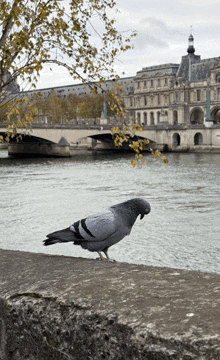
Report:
64,94,82,121
78,94,103,119
44,90,63,123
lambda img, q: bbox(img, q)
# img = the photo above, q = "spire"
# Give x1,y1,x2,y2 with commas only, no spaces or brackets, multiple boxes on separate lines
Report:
187,26,195,54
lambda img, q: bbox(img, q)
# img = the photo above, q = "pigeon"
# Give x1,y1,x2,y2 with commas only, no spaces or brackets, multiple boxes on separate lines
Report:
43,198,151,261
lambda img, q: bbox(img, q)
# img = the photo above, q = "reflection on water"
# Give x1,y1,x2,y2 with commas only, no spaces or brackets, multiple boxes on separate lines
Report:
1,149,220,274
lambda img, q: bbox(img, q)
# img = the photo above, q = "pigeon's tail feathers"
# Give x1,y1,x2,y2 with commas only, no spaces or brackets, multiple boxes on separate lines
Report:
43,238,62,246
43,228,75,246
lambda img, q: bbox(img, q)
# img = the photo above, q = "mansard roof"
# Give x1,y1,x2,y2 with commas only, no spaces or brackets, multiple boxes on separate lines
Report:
191,57,219,81
135,63,179,79
176,54,220,82
176,53,201,80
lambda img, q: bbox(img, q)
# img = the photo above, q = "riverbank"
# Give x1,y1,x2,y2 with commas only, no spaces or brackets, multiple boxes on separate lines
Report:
1,249,220,359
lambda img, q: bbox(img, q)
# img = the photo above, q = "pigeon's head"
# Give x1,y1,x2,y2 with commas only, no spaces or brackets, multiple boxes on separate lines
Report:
136,198,151,219
122,198,151,220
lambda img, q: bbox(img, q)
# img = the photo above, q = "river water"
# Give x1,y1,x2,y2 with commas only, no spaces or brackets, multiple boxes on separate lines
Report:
1,149,220,274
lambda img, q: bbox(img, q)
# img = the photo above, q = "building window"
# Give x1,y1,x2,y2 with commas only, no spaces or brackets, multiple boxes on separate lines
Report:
158,94,161,105
137,81,140,88
150,112,154,125
144,112,147,125
164,95,168,104
144,81,147,87
197,90,201,102
158,79,161,87
137,112,141,124
130,98,133,107
151,80,154,87
165,78,168,85
173,110,178,125
175,92,179,103
157,111,160,123
144,96,147,106
218,88,220,100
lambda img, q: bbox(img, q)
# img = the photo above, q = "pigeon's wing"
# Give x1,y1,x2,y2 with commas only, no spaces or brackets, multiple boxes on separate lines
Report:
70,208,116,242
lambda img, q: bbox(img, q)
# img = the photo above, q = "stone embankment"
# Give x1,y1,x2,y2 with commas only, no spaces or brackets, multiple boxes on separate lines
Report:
0,249,220,359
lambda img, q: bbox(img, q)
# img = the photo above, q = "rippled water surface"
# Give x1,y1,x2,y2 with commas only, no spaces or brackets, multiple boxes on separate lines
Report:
1,150,220,273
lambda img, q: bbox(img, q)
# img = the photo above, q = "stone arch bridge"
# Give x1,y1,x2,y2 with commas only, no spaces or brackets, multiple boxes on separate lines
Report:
0,123,220,156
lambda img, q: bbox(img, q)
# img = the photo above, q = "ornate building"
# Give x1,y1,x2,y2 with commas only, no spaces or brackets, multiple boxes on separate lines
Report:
123,34,220,126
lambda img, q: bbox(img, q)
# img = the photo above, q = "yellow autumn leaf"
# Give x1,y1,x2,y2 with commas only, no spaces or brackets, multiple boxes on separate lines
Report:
153,150,161,158
131,159,137,167
162,156,169,164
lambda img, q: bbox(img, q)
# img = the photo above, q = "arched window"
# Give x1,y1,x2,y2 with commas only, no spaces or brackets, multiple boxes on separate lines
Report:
137,112,141,124
144,112,147,125
157,111,160,124
190,108,204,124
211,108,220,123
150,112,154,125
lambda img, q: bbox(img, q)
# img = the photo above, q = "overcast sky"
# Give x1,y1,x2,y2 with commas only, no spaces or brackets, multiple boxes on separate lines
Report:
33,0,220,90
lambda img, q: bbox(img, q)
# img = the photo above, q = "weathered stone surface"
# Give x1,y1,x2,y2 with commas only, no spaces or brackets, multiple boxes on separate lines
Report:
0,249,220,359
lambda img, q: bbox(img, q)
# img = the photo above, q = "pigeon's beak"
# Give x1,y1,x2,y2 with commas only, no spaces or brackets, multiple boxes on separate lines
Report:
140,207,151,220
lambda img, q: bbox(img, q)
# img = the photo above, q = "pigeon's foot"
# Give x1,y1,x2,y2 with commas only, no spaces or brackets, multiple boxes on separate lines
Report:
96,257,116,262
96,251,116,262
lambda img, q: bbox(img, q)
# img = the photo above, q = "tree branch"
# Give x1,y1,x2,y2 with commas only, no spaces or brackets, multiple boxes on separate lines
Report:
0,0,19,50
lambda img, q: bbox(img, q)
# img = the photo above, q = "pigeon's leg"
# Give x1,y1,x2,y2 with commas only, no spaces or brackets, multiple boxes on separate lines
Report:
103,248,116,262
96,251,106,261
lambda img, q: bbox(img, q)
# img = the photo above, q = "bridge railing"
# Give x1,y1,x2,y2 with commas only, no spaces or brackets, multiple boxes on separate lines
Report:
1,122,220,131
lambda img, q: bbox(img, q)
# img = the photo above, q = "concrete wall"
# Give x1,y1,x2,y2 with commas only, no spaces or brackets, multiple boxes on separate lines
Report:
1,249,220,359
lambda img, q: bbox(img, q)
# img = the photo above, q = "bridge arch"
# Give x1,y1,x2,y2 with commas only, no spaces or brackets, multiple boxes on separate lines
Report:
1,132,70,157
89,132,155,150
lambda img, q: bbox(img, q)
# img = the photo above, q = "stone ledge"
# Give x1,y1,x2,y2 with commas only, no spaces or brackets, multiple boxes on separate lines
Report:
0,249,220,359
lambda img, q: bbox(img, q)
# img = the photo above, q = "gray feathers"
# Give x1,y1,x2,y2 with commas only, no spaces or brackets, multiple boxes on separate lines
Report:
43,198,151,261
